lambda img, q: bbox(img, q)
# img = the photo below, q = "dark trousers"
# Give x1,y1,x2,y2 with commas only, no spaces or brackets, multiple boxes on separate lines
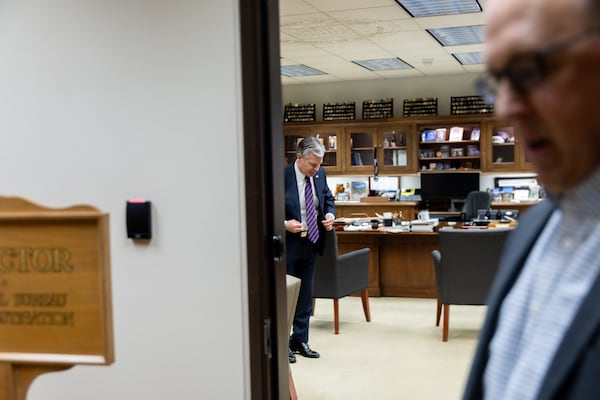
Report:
286,239,317,346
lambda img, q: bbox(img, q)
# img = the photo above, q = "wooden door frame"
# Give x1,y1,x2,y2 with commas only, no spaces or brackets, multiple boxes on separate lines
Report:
239,0,288,399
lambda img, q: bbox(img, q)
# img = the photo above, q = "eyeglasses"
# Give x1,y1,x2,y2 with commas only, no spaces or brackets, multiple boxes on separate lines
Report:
476,26,600,105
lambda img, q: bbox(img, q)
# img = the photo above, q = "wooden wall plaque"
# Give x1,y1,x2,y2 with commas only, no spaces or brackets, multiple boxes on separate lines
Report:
0,197,113,400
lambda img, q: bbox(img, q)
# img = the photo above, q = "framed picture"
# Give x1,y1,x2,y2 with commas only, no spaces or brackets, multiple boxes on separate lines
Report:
449,126,464,141
435,128,447,141
470,128,481,141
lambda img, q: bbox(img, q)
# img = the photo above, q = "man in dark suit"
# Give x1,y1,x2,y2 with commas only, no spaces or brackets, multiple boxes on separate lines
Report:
464,0,600,398
284,137,335,363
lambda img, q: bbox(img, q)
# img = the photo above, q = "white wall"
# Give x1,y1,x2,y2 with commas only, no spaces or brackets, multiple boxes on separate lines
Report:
0,1,248,399
282,73,482,118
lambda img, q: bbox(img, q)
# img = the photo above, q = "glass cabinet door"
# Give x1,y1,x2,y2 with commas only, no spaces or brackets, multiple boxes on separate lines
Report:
345,127,376,174
490,125,517,168
283,127,310,166
311,127,342,171
486,121,532,171
378,125,413,172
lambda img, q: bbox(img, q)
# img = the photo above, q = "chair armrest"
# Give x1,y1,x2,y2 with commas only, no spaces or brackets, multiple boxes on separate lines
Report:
432,250,441,269
432,250,443,301
337,248,370,296
338,248,370,264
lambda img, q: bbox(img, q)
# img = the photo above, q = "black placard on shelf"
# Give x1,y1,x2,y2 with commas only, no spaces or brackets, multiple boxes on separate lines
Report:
403,98,438,117
284,103,316,122
362,98,393,119
451,96,494,115
323,102,355,121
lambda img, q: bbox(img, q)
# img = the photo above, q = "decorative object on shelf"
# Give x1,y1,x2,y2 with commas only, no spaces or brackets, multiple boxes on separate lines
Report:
328,135,337,149
284,103,316,122
470,128,481,141
467,145,480,156
422,129,437,142
403,97,438,117
362,98,393,119
323,102,355,121
448,126,464,141
436,128,448,141
450,95,495,115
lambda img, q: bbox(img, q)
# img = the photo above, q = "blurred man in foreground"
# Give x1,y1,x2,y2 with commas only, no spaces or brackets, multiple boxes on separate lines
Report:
464,0,600,399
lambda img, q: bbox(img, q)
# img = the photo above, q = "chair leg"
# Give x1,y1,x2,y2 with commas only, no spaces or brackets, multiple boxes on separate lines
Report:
333,299,340,334
311,298,315,316
436,298,442,326
361,289,371,322
442,304,450,342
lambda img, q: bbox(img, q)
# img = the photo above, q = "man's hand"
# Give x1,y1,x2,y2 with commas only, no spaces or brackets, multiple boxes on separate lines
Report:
321,214,335,231
285,219,304,233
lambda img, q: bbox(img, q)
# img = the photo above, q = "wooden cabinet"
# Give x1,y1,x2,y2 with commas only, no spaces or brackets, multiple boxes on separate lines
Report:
283,116,532,175
416,117,482,171
283,126,343,172
335,202,418,221
283,126,310,167
377,124,415,174
283,121,418,174
335,201,418,221
482,120,532,171
345,125,377,174
312,126,343,172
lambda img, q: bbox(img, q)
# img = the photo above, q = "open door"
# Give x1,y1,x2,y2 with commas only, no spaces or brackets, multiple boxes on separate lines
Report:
239,0,288,399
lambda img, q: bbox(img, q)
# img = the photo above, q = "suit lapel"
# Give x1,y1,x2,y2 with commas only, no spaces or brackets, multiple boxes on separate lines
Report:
313,170,323,214
286,163,301,219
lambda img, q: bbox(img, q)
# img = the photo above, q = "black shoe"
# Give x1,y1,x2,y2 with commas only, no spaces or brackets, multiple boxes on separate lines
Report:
290,342,320,358
288,347,296,363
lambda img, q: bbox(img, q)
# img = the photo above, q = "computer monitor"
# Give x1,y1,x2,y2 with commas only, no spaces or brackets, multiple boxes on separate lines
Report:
420,172,480,211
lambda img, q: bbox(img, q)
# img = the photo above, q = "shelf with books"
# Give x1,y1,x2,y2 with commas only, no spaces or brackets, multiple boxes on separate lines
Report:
417,123,481,171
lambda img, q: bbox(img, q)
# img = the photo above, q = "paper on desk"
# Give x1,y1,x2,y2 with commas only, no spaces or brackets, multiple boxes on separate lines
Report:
410,218,439,225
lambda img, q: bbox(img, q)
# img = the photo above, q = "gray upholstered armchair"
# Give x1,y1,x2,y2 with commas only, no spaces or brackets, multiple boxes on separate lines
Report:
432,227,511,341
313,230,371,334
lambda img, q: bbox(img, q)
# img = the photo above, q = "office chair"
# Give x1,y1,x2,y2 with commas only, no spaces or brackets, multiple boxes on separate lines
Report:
432,227,511,341
462,191,492,220
313,230,371,334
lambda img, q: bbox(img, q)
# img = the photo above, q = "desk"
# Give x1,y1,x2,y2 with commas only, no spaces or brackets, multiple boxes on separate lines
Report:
336,221,517,298
491,200,540,216
337,229,439,298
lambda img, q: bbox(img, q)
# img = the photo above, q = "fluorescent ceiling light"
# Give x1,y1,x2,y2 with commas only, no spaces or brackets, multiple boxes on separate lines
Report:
453,51,484,65
427,25,485,46
280,64,327,77
395,0,482,17
353,57,413,71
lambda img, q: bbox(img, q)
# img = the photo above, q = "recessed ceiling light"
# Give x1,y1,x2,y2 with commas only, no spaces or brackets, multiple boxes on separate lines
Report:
280,64,327,77
453,51,484,65
427,25,485,46
353,57,413,71
395,0,482,17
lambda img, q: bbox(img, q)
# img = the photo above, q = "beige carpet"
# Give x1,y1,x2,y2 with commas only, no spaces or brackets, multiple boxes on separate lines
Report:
291,297,487,400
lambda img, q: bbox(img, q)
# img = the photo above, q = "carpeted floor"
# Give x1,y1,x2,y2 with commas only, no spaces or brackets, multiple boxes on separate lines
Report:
291,297,487,400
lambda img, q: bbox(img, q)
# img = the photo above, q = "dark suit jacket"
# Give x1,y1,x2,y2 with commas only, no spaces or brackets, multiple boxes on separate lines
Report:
463,200,600,400
284,162,336,256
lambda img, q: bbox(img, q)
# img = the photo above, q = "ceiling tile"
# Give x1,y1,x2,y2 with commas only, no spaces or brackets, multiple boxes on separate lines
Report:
279,0,489,85
303,0,393,12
